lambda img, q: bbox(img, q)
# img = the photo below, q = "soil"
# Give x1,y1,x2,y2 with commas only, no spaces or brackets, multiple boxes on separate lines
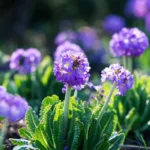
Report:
3,120,25,150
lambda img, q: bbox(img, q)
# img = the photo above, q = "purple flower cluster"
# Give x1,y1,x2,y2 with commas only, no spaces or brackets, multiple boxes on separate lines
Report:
125,0,150,32
101,64,134,95
54,41,84,61
55,30,77,45
54,43,90,90
110,28,149,57
103,15,126,35
133,0,150,18
87,82,102,92
0,86,28,122
78,27,99,50
10,48,41,74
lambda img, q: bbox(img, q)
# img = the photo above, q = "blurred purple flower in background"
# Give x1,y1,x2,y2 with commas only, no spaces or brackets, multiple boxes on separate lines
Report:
54,41,84,61
54,43,90,90
77,26,107,67
124,0,135,17
0,86,28,122
101,64,134,95
126,0,150,32
55,30,78,45
145,13,150,32
133,0,148,18
103,15,126,35
110,27,149,57
10,48,41,74
78,27,99,50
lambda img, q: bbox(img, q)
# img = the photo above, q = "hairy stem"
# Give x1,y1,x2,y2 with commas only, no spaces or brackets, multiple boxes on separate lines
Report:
74,89,78,98
97,82,116,122
0,119,8,150
64,85,72,138
123,56,127,69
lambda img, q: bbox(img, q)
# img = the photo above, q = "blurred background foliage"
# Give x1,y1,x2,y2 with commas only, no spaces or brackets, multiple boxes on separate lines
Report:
0,0,133,54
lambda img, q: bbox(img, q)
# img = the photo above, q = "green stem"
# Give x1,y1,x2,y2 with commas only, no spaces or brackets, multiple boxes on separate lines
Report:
0,119,8,150
74,90,78,98
128,57,132,72
64,85,72,138
122,56,127,69
97,82,116,122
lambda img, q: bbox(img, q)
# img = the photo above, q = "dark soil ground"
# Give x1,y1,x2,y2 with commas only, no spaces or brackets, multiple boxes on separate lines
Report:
3,120,25,150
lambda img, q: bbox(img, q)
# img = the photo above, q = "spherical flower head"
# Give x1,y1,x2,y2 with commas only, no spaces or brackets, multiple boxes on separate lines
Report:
9,48,24,72
54,49,90,90
10,48,41,74
8,96,29,122
0,101,10,118
103,15,126,35
110,27,149,57
54,41,84,61
78,27,98,50
0,86,29,122
133,0,148,18
101,64,134,95
0,86,7,99
24,48,41,73
55,30,78,45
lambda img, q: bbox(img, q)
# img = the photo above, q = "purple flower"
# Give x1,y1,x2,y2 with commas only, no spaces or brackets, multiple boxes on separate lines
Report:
110,27,149,57
62,84,67,93
78,27,99,50
87,82,102,92
9,96,29,122
145,13,150,32
103,15,126,35
101,64,134,95
0,101,10,118
55,30,78,45
54,41,84,61
133,0,148,18
54,46,90,90
0,86,29,122
124,0,135,17
10,48,41,74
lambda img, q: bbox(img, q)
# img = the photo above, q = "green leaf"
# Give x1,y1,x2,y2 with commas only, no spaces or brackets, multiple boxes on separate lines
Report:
25,107,39,136
18,128,32,139
13,145,38,150
34,124,54,150
88,118,101,149
40,95,59,120
70,119,84,150
38,56,52,86
52,103,64,150
67,118,75,148
109,132,125,150
10,139,30,146
93,135,109,150
100,110,117,137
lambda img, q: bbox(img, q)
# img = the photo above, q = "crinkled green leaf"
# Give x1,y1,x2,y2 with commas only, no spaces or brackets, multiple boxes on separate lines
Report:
25,107,39,136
